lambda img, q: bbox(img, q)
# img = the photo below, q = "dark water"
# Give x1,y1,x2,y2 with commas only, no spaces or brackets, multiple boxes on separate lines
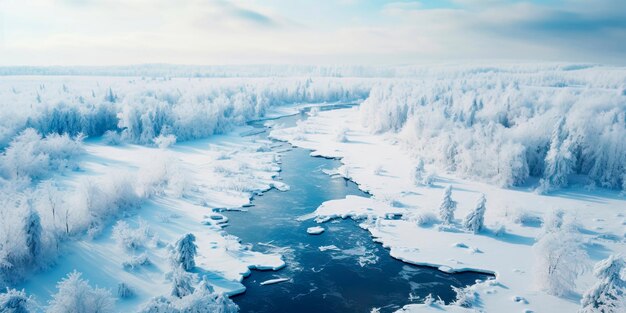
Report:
224,106,492,313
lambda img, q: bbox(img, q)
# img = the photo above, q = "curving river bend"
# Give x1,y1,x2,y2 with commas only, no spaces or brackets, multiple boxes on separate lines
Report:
224,105,492,313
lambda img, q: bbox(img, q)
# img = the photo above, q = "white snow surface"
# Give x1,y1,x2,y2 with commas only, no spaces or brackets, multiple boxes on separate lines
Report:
306,226,325,235
13,124,288,311
270,106,626,313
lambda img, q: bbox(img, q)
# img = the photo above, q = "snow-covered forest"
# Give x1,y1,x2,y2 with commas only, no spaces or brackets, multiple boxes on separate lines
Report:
360,65,626,190
0,63,625,312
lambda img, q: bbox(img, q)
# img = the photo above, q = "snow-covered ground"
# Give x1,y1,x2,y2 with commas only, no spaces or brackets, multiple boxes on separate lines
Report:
14,125,289,311
270,106,626,312
1,65,624,312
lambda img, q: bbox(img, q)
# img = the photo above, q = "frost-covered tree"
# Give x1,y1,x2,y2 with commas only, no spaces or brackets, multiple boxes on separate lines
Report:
335,128,348,142
139,296,179,313
112,220,151,250
23,208,42,263
153,134,177,149
438,185,457,224
173,233,197,271
540,209,565,237
412,159,426,186
534,213,587,297
580,255,626,313
177,282,238,313
47,271,115,313
141,280,238,313
463,194,486,234
0,288,35,313
539,117,576,193
170,265,195,298
105,87,117,103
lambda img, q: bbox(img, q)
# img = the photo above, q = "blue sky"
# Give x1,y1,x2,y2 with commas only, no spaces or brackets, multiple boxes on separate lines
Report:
0,0,624,65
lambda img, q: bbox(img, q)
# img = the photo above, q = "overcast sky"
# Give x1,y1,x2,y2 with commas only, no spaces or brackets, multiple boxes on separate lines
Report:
1,0,625,66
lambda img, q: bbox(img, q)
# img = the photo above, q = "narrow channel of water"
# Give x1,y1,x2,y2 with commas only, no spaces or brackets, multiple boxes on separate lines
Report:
224,105,492,313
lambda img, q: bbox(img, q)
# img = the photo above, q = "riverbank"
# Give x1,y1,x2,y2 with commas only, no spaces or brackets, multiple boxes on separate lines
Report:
270,106,626,312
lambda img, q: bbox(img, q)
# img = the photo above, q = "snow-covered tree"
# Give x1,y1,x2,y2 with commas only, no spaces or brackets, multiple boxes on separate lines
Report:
141,281,238,313
23,208,42,263
541,209,565,237
139,296,179,313
154,134,177,149
534,214,588,297
438,185,457,224
177,283,238,313
47,271,115,313
112,220,151,250
463,194,486,234
412,159,426,186
0,288,35,313
173,233,197,271
105,87,117,103
170,266,195,298
335,128,348,142
580,255,626,313
539,117,576,193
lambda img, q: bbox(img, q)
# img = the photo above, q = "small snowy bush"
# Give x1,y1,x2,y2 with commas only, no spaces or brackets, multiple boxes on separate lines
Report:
413,212,438,227
492,222,507,237
511,209,543,227
137,155,190,198
122,253,151,270
154,134,177,149
112,220,152,250
117,283,134,299
335,128,349,143
47,271,115,313
102,130,122,145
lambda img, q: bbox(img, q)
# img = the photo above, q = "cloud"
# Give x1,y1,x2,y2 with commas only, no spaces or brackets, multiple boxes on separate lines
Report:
1,0,625,65
212,0,277,28
382,1,422,15
374,0,626,63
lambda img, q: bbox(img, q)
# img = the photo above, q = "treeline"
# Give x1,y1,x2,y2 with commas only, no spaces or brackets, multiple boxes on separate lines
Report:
0,77,373,147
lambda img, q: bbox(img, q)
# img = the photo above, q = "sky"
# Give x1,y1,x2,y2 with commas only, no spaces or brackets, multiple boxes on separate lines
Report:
0,0,625,66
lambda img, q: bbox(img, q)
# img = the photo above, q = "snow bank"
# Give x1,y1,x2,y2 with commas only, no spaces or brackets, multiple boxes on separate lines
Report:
8,125,286,312
271,104,626,313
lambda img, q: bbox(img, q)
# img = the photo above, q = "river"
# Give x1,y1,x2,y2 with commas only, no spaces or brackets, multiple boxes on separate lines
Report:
223,105,492,313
